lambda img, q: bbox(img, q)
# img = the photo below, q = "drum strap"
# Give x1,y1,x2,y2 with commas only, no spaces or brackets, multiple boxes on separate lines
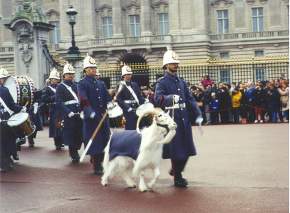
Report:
48,86,56,93
124,83,139,105
0,97,13,115
61,83,79,103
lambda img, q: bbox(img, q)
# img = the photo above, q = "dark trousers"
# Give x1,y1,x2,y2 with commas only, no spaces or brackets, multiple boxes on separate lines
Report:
171,159,188,179
54,136,63,148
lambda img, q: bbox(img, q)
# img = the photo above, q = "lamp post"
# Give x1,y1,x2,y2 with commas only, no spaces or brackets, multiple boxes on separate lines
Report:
66,5,80,55
65,5,83,81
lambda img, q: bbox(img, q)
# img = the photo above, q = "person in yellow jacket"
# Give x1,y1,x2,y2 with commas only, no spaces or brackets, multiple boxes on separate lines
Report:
231,87,242,123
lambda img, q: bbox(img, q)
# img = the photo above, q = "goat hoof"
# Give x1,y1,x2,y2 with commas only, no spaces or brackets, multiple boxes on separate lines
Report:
139,187,148,192
101,179,108,187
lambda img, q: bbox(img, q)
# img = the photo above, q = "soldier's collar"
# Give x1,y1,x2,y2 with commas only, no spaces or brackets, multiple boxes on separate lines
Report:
165,72,179,81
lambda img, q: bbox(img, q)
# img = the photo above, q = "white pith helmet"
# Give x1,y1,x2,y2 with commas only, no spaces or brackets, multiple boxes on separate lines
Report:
0,67,10,78
83,54,97,70
162,49,180,69
63,63,75,75
121,65,133,76
48,68,60,80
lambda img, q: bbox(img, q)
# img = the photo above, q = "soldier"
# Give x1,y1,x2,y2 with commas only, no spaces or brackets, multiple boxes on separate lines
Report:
116,65,145,130
0,67,25,172
154,50,203,188
27,89,43,147
42,68,63,150
55,63,83,163
78,54,111,175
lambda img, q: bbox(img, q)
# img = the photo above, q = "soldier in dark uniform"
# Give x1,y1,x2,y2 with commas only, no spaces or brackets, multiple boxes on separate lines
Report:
0,67,25,172
78,54,112,175
56,63,83,163
116,65,145,130
27,89,43,147
154,50,203,188
42,68,63,150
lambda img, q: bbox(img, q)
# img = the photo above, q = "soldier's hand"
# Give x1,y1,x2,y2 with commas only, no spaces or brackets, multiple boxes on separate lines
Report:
90,112,96,119
68,112,75,118
127,107,133,112
172,95,180,104
21,106,27,112
195,116,203,126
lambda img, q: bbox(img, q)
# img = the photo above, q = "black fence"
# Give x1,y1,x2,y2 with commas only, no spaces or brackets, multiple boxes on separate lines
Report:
98,56,289,89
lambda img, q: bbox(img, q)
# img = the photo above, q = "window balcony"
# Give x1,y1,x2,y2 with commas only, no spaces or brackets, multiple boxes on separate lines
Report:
209,30,289,40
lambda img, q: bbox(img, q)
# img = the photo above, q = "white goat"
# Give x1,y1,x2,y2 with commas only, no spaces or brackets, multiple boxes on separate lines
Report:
101,108,177,192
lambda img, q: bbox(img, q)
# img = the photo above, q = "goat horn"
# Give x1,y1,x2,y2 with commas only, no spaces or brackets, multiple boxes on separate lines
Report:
136,108,158,134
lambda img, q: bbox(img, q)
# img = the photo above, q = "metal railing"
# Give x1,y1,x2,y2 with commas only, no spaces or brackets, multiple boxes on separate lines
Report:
97,56,289,89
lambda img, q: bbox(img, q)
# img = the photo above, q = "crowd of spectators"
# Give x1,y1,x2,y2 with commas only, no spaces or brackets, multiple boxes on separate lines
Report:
141,75,289,125
189,75,289,125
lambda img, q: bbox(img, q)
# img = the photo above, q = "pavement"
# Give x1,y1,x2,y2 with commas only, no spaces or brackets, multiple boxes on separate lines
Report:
0,124,289,213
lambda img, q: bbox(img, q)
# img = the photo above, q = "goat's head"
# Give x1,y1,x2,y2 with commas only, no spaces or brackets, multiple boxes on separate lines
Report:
136,108,177,144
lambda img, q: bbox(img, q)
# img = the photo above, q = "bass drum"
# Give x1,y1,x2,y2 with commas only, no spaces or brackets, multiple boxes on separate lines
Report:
4,76,35,106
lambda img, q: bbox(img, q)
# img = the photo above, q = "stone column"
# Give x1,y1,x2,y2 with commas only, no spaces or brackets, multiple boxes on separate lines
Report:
193,0,208,35
112,0,123,37
168,0,180,35
141,0,152,36
80,0,96,39
59,0,70,42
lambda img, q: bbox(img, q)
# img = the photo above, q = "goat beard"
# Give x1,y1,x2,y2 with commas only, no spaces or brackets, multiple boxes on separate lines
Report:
158,129,176,144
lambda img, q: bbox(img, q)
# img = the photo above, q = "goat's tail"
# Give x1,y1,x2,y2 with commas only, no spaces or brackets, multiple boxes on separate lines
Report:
103,133,113,172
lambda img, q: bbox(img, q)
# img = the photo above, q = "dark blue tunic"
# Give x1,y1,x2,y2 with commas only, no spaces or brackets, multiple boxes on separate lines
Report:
116,81,145,130
109,130,141,161
42,84,61,138
154,72,202,160
78,76,112,155
55,81,82,148
0,85,22,156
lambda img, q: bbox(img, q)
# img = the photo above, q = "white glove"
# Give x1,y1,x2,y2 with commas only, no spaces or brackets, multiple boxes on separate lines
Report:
173,95,180,104
68,112,75,118
90,112,96,119
33,103,38,114
195,116,203,126
127,107,133,112
21,106,27,112
107,102,114,110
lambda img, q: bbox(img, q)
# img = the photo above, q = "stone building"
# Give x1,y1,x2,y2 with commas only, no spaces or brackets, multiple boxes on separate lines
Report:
0,0,288,77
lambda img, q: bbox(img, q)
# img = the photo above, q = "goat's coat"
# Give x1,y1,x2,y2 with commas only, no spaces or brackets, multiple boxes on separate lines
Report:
154,72,202,160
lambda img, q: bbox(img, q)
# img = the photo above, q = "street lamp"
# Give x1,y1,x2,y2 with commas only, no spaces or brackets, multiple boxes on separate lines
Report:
66,5,80,55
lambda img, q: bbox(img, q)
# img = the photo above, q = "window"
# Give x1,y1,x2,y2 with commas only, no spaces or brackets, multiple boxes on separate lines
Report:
255,50,264,57
255,68,266,81
159,13,169,35
252,8,263,32
49,21,60,44
217,10,229,34
102,17,113,38
220,52,229,59
129,15,140,37
220,70,231,84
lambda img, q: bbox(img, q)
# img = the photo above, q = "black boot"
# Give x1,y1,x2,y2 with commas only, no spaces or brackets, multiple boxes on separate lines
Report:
93,153,104,175
174,176,188,188
28,138,34,148
171,159,188,188
69,146,80,164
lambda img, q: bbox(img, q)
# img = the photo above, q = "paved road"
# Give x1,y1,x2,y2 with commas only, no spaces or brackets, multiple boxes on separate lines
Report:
1,124,288,213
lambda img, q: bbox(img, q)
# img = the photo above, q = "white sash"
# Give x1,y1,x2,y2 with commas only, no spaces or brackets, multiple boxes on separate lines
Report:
48,86,56,93
0,97,13,115
124,82,139,105
61,82,79,103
